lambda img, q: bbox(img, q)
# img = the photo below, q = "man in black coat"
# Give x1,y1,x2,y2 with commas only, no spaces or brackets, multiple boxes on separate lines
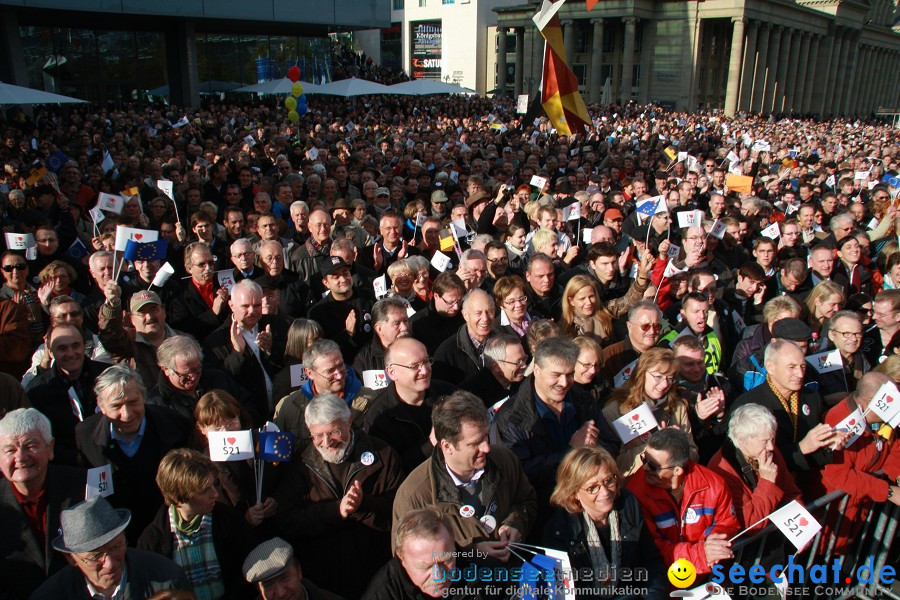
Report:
168,242,231,341
730,339,843,477
363,338,456,473
0,408,86,600
204,279,287,422
308,257,374,362
459,334,528,409
353,297,410,377
26,323,108,466
75,364,190,542
408,272,466,355
492,337,619,524
433,289,495,382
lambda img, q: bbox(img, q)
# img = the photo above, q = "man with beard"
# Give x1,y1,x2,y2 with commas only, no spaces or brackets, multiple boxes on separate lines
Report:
364,338,456,473
272,393,403,599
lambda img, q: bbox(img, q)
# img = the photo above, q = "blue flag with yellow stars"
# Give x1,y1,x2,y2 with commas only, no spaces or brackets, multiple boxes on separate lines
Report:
259,431,294,462
123,238,168,261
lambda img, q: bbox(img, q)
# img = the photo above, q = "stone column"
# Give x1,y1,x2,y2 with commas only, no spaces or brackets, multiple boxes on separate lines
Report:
621,17,637,101
835,30,859,116
820,26,844,117
738,21,759,112
497,27,508,97
791,32,811,114
751,23,771,113
590,18,604,103
889,52,900,109
863,46,879,115
639,20,654,103
724,17,746,117
848,44,868,116
801,34,821,115
775,29,803,112
531,26,545,94
514,27,525,97
165,18,200,108
562,19,575,63
761,25,782,114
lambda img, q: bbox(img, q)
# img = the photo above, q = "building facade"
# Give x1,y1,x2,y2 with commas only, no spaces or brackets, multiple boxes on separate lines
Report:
495,0,900,117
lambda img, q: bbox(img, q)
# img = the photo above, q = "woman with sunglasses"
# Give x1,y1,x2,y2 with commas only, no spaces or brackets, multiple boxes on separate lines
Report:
544,446,667,600
0,251,45,348
602,348,698,476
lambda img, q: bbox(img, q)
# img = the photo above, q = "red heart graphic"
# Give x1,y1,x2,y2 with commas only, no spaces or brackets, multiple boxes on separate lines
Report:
226,437,236,445
376,373,385,380
15,236,23,242
100,471,106,480
631,414,640,421
624,368,631,374
134,233,143,241
887,396,895,404
798,517,808,527
849,419,856,426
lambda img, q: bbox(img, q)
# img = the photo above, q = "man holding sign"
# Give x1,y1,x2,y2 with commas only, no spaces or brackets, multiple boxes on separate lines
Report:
822,372,900,553
0,408,86,599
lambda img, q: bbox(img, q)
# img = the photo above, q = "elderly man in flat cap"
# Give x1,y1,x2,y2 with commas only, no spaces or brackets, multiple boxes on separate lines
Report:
243,537,344,600
29,495,187,600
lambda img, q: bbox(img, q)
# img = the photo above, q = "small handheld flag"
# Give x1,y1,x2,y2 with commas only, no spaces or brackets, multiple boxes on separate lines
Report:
123,239,168,262
258,431,295,462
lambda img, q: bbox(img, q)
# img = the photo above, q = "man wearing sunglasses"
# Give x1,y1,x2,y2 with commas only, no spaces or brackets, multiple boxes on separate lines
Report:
626,427,740,576
601,300,664,384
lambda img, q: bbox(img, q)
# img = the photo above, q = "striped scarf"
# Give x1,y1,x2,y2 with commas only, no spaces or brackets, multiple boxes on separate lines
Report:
168,505,225,600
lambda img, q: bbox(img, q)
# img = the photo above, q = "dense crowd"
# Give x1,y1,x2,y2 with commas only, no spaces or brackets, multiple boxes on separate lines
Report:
0,94,899,600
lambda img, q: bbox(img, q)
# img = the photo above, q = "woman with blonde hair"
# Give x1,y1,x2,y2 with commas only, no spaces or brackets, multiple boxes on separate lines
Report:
544,446,667,600
602,348,697,475
805,280,845,334
572,336,610,403
561,275,614,347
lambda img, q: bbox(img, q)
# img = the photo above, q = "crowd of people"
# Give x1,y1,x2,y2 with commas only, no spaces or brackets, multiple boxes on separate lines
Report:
0,92,899,600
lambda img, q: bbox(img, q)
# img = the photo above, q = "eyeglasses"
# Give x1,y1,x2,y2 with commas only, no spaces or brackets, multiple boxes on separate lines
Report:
76,538,126,566
487,256,508,263
390,358,434,372
205,418,241,432
1,264,27,272
193,260,216,268
438,295,462,308
641,452,678,473
685,236,706,243
647,371,676,384
309,364,347,379
310,428,346,443
582,477,617,495
497,358,529,368
633,322,662,333
233,251,254,259
577,360,601,370
170,366,201,381
832,330,863,340
504,296,528,307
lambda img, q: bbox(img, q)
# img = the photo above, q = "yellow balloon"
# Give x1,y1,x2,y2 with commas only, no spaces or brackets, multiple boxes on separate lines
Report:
285,96,297,111
292,83,304,97
288,110,300,123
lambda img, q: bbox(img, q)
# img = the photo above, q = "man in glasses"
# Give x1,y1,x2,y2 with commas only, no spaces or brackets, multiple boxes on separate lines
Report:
274,339,375,442
409,272,466,355
170,242,231,341
626,428,740,576
365,337,455,473
493,337,618,527
863,289,900,365
272,393,402,599
460,333,527,409
601,300,663,384
819,310,869,405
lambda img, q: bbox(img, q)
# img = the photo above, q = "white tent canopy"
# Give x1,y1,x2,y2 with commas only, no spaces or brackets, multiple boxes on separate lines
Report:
233,78,322,95
0,82,87,105
389,79,475,96
315,77,411,97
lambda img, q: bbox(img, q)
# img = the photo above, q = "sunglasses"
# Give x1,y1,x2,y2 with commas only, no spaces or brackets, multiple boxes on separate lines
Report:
635,322,662,333
2,264,27,273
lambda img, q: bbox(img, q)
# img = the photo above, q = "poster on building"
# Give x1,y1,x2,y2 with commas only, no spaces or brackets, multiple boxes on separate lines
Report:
411,21,442,80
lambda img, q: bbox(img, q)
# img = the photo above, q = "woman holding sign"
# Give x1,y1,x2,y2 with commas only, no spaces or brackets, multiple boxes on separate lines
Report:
544,446,667,600
602,348,697,476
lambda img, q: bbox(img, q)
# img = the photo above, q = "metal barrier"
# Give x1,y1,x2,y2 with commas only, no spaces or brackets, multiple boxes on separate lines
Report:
731,490,900,600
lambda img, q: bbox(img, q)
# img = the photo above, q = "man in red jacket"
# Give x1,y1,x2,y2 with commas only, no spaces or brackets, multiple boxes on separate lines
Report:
822,371,900,553
627,428,741,575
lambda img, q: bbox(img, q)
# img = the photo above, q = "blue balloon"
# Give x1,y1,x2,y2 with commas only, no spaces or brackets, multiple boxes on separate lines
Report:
298,95,307,105
297,105,308,117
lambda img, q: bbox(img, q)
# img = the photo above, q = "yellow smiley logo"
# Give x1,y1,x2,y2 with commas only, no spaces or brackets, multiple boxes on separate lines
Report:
667,558,697,588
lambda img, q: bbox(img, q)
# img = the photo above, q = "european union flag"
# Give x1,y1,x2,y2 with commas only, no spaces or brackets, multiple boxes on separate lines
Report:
635,198,659,217
123,239,168,261
881,173,900,189
46,151,69,173
259,431,294,462
64,239,89,260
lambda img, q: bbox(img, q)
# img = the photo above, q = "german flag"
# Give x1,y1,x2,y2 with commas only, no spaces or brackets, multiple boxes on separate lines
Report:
533,0,590,136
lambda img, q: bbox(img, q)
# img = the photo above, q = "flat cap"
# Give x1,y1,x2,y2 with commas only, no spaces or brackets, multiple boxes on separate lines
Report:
243,537,295,583
771,318,812,342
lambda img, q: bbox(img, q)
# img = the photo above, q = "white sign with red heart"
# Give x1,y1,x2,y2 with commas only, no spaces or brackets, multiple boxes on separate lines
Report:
833,406,865,449
611,402,659,444
114,226,158,252
363,370,389,390
85,464,115,499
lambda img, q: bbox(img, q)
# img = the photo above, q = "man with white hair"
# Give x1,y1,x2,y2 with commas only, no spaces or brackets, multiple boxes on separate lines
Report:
230,237,260,281
204,279,288,422
433,289,495,382
0,408,85,598
75,364,190,541
272,393,403,599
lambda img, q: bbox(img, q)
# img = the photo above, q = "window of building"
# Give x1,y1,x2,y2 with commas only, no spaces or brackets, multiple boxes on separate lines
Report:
393,0,404,9
575,25,588,54
602,23,614,53
573,64,586,87
418,0,426,6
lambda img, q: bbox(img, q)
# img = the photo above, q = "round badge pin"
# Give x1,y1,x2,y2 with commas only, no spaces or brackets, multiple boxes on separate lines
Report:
802,404,811,416
480,514,497,533
459,505,475,518
360,451,375,466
